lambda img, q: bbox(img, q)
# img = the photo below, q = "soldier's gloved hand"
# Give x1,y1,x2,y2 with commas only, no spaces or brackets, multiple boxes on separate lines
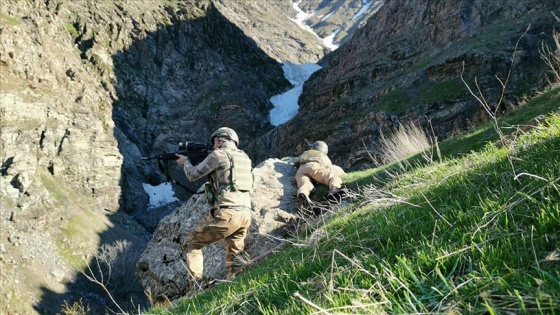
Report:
175,154,188,166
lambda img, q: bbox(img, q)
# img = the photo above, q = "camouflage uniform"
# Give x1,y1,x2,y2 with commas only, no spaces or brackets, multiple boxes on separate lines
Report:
181,140,252,280
294,149,343,198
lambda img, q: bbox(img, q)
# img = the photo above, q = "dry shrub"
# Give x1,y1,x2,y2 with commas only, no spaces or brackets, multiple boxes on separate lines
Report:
78,240,145,314
95,240,143,296
61,299,89,315
378,122,432,164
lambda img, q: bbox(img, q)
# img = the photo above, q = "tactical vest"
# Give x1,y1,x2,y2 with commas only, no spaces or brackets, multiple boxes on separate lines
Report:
298,149,325,165
218,148,253,194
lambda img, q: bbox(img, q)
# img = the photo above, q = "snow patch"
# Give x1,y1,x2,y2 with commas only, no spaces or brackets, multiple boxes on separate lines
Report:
269,62,322,126
142,182,179,208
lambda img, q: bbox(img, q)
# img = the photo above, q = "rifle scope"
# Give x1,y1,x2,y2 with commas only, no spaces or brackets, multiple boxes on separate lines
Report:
178,142,213,151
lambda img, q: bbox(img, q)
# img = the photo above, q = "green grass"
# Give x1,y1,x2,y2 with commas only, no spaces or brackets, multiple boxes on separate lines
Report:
145,88,560,314
39,171,104,267
374,79,467,113
65,23,79,38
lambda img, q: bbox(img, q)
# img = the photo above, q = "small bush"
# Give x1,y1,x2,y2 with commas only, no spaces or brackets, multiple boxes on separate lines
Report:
61,299,89,315
539,13,560,83
79,240,145,314
378,122,432,164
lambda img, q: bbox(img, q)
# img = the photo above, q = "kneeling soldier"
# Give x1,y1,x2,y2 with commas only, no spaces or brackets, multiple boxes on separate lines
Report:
176,127,253,282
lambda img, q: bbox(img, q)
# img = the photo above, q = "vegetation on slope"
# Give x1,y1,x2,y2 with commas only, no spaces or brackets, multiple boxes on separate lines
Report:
144,86,559,314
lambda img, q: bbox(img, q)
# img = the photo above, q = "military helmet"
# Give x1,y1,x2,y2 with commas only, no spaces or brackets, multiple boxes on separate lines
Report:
210,127,239,145
312,141,328,154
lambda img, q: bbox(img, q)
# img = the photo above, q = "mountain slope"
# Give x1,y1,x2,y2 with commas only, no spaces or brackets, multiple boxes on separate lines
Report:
0,1,303,313
0,0,558,314
298,0,385,46
248,0,560,169
148,88,560,314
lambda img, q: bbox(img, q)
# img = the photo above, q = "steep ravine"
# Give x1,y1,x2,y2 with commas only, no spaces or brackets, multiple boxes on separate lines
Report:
1,0,381,313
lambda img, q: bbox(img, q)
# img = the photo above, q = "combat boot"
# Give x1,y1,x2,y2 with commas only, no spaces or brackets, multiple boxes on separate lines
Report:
297,193,312,209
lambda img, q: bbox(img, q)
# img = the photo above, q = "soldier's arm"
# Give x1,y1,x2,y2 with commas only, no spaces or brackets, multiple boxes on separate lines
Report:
182,151,220,182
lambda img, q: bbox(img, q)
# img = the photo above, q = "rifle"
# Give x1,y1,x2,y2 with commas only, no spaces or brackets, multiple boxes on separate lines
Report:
141,142,212,165
142,142,212,194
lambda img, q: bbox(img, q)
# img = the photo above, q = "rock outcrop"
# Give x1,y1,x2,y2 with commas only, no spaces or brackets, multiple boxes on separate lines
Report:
136,157,302,301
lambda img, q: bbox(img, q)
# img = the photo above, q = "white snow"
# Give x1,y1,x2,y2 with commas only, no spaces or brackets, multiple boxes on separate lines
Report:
322,28,341,50
142,182,179,208
268,1,352,127
269,62,322,126
290,0,339,51
321,10,335,21
290,1,316,34
352,0,374,21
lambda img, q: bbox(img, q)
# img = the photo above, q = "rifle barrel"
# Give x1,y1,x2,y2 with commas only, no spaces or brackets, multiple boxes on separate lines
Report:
141,148,210,163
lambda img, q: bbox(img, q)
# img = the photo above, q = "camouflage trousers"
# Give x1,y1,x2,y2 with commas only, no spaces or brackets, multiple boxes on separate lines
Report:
296,162,342,196
183,207,251,280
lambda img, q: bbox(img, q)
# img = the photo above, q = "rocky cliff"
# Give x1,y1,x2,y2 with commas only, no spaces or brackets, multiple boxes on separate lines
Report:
297,0,385,46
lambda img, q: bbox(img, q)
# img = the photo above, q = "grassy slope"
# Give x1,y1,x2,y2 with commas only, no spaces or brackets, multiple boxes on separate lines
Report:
148,87,559,314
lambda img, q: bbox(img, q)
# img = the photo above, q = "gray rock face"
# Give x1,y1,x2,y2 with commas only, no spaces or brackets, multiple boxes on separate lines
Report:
136,157,300,301
297,0,386,47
